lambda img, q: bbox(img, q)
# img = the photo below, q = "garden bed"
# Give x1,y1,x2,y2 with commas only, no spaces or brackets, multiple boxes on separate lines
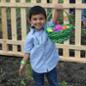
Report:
0,56,86,86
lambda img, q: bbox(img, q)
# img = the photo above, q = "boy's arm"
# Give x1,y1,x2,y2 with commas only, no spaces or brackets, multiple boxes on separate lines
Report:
19,53,30,75
53,5,63,24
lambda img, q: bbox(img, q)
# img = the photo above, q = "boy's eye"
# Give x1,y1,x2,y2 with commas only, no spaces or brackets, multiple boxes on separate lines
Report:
39,17,44,20
33,18,37,21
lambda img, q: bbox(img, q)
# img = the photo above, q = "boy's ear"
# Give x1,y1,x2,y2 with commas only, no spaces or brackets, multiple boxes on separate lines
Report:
27,18,30,24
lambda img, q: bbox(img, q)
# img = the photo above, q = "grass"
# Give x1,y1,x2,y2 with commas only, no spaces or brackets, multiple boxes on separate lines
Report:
25,63,33,80
60,81,69,86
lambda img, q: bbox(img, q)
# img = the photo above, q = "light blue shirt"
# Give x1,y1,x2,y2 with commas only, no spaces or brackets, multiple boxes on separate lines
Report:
24,20,59,73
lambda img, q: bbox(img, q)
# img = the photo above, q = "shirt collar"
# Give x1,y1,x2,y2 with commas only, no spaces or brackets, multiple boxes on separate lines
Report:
30,26,44,32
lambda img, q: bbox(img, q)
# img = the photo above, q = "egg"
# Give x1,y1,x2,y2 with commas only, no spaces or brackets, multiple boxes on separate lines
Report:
47,27,53,32
53,25,62,32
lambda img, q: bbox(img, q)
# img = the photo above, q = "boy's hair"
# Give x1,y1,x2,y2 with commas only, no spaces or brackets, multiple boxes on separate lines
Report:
28,6,46,20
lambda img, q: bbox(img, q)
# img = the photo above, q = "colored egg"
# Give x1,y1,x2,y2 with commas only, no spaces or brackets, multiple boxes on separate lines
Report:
53,25,62,32
47,27,53,32
62,25,67,30
67,26,70,28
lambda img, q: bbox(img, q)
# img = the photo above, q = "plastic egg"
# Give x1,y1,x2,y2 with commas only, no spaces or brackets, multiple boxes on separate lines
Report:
53,25,62,32
47,27,53,32
62,25,67,30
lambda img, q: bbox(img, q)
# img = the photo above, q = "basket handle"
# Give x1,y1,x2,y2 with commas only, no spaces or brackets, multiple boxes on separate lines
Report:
63,11,74,24
47,10,74,24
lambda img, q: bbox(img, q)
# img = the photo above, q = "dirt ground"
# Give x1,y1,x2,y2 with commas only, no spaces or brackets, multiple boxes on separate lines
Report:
0,56,86,86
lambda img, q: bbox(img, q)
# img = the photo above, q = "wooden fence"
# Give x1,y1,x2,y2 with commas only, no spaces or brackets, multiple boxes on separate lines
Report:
0,0,86,63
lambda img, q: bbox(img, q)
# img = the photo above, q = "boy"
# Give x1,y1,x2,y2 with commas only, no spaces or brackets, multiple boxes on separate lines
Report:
19,5,62,86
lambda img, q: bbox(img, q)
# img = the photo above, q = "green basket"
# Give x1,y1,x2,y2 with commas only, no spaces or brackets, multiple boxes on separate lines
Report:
45,12,75,43
45,24,75,43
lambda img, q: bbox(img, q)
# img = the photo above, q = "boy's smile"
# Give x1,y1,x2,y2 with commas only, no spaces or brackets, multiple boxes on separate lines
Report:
30,14,46,30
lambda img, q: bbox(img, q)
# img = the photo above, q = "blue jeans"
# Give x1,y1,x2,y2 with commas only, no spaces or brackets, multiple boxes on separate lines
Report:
32,67,59,86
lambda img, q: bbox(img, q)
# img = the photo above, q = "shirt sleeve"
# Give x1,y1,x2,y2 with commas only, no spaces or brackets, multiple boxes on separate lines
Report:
24,33,34,54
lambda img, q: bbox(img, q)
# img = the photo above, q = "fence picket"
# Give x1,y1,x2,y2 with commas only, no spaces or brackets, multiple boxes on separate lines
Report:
75,0,82,58
63,0,69,58
20,0,27,53
10,0,17,52
1,0,8,52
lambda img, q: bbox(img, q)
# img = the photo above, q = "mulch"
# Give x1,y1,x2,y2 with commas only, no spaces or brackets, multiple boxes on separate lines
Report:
0,56,86,86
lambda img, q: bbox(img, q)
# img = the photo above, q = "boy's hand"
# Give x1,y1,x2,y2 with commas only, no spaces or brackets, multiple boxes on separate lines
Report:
19,53,29,76
55,4,63,11
19,65,25,76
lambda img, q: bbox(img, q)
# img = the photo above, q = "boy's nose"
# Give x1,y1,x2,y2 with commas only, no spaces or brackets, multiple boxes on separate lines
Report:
37,19,41,23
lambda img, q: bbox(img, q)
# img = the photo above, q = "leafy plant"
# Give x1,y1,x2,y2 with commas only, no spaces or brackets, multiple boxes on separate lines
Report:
60,81,69,86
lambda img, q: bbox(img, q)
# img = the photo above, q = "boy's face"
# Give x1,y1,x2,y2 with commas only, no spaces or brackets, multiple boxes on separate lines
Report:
30,14,46,30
